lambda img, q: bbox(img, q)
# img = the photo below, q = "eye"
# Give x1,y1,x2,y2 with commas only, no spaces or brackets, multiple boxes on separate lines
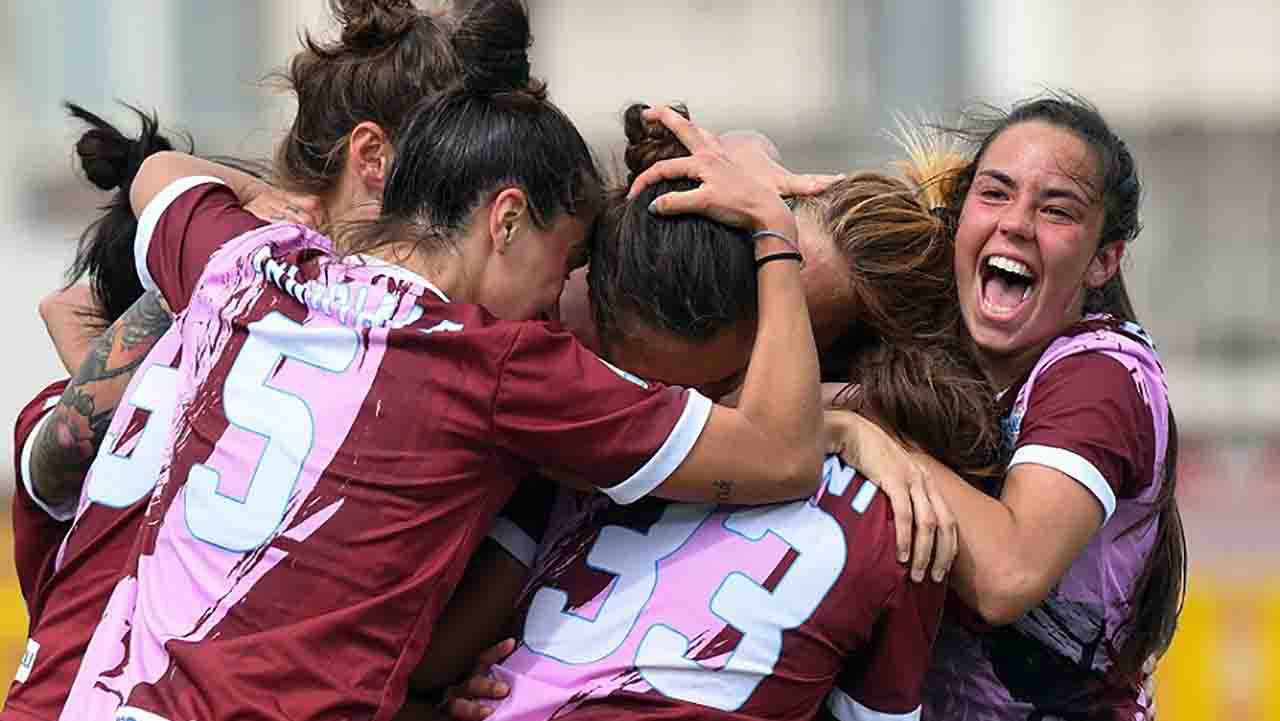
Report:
979,187,1009,201
1043,206,1077,222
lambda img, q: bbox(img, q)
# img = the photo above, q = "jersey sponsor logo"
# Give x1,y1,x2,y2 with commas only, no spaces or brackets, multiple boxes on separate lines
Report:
597,357,649,389
15,637,39,683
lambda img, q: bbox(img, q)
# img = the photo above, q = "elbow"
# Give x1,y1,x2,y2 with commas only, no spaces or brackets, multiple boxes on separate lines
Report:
37,290,60,325
777,439,825,497
971,568,1052,626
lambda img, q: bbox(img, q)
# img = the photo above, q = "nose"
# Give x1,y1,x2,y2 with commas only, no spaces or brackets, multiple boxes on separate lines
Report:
996,201,1035,241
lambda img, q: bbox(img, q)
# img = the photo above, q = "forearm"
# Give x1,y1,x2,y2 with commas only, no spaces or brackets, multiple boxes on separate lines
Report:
131,151,268,218
912,452,1101,624
733,215,824,482
39,284,100,374
28,292,173,508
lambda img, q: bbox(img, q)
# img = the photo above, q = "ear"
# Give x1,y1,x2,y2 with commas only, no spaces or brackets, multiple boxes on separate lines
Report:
348,121,393,191
486,188,529,255
1085,240,1125,289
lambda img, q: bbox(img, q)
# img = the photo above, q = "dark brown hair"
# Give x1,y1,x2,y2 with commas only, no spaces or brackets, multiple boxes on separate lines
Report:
64,101,178,328
943,92,1185,677
800,145,1002,485
274,0,461,196
338,0,601,259
588,104,756,350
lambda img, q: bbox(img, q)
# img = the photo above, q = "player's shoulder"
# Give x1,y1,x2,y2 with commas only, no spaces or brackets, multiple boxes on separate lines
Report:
816,456,904,576
15,379,69,442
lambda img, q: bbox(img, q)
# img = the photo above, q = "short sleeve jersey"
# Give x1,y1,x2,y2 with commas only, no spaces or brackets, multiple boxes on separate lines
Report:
925,317,1170,721
4,182,264,721
9,380,70,615
61,178,712,721
485,455,945,721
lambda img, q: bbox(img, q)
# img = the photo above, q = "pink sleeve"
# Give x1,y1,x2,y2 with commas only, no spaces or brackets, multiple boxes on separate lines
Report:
134,177,266,313
828,576,946,721
1011,353,1156,520
491,324,712,505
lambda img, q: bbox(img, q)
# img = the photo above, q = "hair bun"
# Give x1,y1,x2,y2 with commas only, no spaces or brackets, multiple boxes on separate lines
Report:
66,102,173,191
333,0,418,52
453,0,540,97
623,103,691,185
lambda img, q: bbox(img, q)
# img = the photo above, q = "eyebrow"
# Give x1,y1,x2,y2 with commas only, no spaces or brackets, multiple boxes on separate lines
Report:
976,168,1093,207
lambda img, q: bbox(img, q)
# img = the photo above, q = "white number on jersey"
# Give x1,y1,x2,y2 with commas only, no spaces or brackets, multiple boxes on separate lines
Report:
185,311,358,551
85,365,180,508
524,500,846,711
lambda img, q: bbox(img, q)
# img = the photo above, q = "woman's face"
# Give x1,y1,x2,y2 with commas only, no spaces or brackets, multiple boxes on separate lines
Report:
480,210,592,321
606,320,755,401
954,121,1111,382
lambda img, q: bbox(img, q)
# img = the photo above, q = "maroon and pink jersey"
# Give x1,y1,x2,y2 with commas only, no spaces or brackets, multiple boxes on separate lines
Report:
925,316,1170,721
62,178,711,721
3,180,264,721
7,379,71,720
486,455,945,721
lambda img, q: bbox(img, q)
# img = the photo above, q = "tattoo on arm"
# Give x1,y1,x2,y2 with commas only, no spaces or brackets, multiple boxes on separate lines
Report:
712,479,734,504
28,292,173,509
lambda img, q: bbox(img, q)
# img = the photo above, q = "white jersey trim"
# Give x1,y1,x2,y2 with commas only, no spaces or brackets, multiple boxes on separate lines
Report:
602,389,712,506
1010,443,1117,522
826,688,921,721
133,175,227,296
20,404,77,522
486,516,538,568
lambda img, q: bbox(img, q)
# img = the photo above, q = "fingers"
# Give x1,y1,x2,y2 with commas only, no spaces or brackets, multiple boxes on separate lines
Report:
908,467,936,584
778,173,845,198
628,156,703,200
928,480,957,583
641,105,718,155
459,673,509,701
648,187,709,217
879,475,914,566
474,638,516,671
445,696,495,721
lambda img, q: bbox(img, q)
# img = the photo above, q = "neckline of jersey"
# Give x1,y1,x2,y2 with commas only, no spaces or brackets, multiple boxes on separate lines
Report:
351,254,450,304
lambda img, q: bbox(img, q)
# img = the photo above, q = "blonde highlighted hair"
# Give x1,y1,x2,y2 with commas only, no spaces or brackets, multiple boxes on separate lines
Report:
803,123,1002,485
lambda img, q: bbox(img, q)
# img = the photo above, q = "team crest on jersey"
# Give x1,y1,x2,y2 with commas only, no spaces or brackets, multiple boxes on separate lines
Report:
597,357,648,389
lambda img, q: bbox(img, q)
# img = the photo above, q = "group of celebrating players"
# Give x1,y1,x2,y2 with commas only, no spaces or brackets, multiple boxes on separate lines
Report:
5,1,1186,720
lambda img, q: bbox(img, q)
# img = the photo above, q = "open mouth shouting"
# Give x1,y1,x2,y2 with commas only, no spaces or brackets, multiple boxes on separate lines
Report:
978,254,1038,322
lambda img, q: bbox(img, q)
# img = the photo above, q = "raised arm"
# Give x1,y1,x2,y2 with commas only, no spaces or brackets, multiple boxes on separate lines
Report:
27,291,172,511
38,284,101,375
631,107,824,505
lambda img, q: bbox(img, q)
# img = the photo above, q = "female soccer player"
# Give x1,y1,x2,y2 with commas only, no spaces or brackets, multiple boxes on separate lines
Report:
60,16,828,721
440,110,1001,721
833,93,1185,719
17,2,533,719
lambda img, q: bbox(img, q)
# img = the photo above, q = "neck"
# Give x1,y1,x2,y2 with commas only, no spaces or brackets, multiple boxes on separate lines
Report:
323,178,382,227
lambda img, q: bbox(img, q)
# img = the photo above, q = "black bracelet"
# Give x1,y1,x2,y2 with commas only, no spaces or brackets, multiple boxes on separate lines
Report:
755,250,804,269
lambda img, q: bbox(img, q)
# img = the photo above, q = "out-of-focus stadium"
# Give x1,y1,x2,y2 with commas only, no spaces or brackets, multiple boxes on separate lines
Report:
0,1,1275,718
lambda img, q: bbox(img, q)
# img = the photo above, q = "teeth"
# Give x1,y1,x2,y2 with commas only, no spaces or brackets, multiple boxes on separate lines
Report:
1021,284,1032,301
987,255,1033,279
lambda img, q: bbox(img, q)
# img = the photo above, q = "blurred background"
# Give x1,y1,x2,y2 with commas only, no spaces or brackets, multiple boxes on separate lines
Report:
0,1,1275,717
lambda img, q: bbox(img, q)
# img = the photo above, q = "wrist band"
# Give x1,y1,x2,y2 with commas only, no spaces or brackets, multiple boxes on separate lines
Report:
755,250,804,269
751,229,798,250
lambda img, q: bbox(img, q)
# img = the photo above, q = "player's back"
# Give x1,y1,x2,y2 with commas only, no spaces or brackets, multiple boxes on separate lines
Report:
488,455,945,721
63,227,537,721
